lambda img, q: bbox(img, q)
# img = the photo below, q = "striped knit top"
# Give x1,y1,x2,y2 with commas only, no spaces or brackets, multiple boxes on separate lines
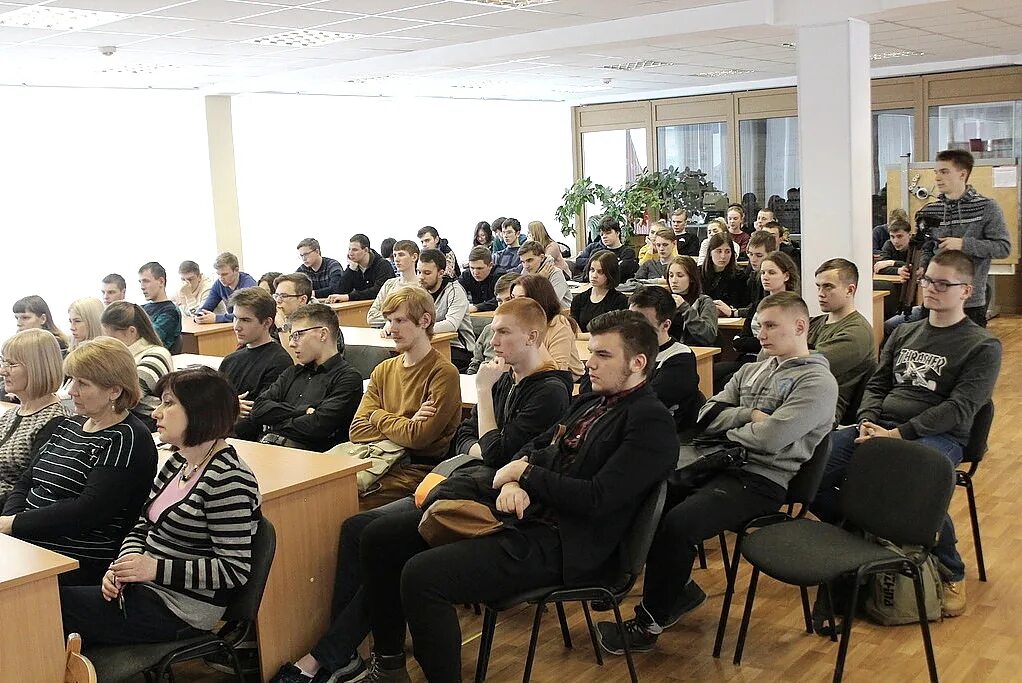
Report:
5,414,157,564
118,446,261,630
0,402,71,501
129,339,173,428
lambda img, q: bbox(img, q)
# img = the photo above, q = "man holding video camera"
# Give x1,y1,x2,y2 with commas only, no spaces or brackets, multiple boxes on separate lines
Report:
899,149,1010,327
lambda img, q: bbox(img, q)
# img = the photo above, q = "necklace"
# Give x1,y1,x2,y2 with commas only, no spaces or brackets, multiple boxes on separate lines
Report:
180,441,219,483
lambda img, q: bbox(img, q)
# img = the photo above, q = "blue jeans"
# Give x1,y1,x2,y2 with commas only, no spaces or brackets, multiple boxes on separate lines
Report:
813,425,965,582
883,305,926,339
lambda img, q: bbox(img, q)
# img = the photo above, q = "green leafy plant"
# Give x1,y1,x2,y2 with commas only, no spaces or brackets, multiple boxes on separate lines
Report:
555,177,620,237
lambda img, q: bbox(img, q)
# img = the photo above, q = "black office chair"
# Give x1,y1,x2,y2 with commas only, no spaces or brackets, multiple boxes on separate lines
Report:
730,439,954,682
345,345,392,380
712,434,831,657
473,481,667,683
958,400,994,581
88,517,276,683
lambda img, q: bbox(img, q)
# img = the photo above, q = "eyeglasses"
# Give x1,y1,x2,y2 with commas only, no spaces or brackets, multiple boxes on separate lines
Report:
298,251,317,259
289,326,326,343
0,356,22,370
918,276,968,293
273,292,302,300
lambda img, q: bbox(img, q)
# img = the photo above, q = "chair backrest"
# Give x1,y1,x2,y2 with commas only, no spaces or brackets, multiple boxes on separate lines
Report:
786,433,831,507
65,634,97,683
842,438,954,548
345,345,392,380
222,517,276,622
840,373,870,425
963,400,994,464
617,481,668,584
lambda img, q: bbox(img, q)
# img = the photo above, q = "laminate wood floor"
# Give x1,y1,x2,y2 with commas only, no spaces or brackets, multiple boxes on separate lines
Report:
173,315,1022,683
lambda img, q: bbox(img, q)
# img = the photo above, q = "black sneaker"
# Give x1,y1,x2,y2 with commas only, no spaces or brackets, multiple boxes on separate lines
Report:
327,653,368,683
269,663,316,683
364,653,411,683
595,618,659,656
662,580,707,629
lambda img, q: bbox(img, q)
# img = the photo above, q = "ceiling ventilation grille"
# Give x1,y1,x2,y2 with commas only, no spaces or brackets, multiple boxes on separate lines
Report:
600,59,678,71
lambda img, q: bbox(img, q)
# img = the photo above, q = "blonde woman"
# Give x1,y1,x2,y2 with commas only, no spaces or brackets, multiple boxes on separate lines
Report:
100,302,172,431
68,298,105,350
527,221,571,276
0,330,72,508
0,337,158,585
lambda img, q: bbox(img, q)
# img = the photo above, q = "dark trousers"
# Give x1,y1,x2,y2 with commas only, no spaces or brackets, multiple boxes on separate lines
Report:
451,346,472,373
60,584,202,645
310,497,417,672
362,510,562,683
641,470,785,626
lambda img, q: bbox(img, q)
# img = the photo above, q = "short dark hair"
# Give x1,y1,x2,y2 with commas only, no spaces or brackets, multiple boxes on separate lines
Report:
757,291,810,322
350,233,370,250
178,260,201,276
417,226,440,240
935,149,975,179
380,238,396,259
587,309,659,380
629,285,676,324
931,249,975,282
297,237,321,252
393,239,419,256
153,367,239,447
495,272,518,295
762,251,801,293
289,302,340,342
492,217,507,232
230,286,277,323
598,216,621,234
468,246,493,264
418,248,447,273
102,273,126,291
503,217,522,233
748,230,779,252
589,250,621,289
272,273,313,300
888,219,911,234
258,272,282,293
139,261,167,283
815,258,859,286
518,240,545,258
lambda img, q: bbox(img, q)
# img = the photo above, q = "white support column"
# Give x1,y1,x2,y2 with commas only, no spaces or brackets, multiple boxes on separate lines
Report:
796,19,874,316
205,95,245,265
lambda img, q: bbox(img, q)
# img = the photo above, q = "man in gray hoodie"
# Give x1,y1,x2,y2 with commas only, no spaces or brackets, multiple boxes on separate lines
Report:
417,249,476,372
597,291,837,655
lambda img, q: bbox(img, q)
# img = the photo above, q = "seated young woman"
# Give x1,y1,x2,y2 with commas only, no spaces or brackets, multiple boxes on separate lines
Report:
700,233,750,318
59,297,105,411
101,301,173,431
528,220,571,276
0,329,72,509
13,294,70,353
61,366,261,645
666,255,718,347
569,250,629,333
696,218,740,267
0,337,158,585
511,274,584,381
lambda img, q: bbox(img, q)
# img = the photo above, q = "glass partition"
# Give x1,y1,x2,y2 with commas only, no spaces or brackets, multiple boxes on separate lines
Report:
580,127,647,235
928,101,1022,160
739,117,800,233
873,108,915,225
657,121,729,194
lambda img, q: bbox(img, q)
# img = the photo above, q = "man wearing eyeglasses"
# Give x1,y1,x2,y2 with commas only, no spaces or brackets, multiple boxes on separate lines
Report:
247,303,363,452
814,250,1002,620
271,273,313,334
296,237,345,299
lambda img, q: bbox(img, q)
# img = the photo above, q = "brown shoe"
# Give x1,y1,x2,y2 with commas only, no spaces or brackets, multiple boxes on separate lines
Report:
942,580,966,617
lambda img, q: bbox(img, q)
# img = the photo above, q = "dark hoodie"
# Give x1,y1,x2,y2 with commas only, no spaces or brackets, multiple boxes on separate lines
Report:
437,238,460,279
338,250,395,301
454,363,573,468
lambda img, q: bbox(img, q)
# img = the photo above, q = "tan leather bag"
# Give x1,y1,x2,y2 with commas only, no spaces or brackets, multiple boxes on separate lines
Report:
418,499,505,547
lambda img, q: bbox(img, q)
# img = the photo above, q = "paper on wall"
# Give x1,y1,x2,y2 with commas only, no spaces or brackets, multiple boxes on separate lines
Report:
993,166,1017,188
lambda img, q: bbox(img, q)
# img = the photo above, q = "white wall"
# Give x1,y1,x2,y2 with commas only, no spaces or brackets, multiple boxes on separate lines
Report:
0,87,216,340
231,94,574,275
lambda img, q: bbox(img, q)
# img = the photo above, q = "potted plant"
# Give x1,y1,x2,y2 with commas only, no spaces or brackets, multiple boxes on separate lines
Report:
555,177,620,237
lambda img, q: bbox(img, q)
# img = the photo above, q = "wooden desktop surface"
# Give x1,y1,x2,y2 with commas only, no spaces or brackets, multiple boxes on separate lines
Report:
172,353,224,370
874,274,903,283
328,300,372,328
179,318,238,356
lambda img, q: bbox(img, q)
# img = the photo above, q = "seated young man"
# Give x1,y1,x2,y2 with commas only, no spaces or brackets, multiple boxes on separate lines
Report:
356,310,678,681
194,252,257,324
367,240,419,327
138,261,181,350
271,273,312,335
247,303,363,451
269,298,572,683
417,248,476,372
813,251,1001,617
670,208,700,257
573,216,639,281
101,273,127,306
635,228,677,281
173,260,220,316
492,218,525,273
296,237,344,299
728,230,778,319
466,272,517,375
518,239,571,308
417,225,459,279
809,258,877,423
597,292,837,655
327,233,394,303
458,245,499,313
348,287,463,510
219,287,294,441
873,218,911,274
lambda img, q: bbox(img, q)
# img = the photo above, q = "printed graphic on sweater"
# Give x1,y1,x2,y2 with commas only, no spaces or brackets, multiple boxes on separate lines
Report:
894,348,947,391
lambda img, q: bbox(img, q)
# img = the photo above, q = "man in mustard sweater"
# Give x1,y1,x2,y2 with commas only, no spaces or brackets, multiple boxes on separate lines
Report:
349,287,462,511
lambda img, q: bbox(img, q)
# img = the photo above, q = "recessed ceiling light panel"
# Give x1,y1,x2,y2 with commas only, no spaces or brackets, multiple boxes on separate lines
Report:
245,29,357,48
870,50,924,61
689,68,755,77
0,6,127,31
601,59,678,72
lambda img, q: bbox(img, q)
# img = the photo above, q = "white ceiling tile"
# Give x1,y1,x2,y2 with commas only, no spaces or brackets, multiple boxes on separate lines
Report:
239,6,353,28
28,29,157,46
385,21,498,41
46,0,187,12
149,0,273,22
308,0,425,13
0,25,66,41
96,15,196,34
467,8,593,30
319,14,426,34
385,1,502,22
178,19,277,39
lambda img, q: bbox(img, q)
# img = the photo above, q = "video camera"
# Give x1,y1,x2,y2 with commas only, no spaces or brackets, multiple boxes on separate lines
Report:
912,212,941,247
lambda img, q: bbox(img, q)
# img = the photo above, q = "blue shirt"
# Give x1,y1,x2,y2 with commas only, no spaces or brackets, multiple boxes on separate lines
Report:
493,245,522,273
201,272,257,322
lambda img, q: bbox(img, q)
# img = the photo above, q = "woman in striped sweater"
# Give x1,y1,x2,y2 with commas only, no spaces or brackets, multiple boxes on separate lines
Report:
61,366,261,644
101,301,173,431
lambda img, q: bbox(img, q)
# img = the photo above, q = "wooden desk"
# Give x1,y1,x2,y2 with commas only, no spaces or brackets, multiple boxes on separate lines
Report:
718,317,745,331
872,290,890,351
470,311,495,319
341,327,457,361
179,319,238,357
328,300,372,328
575,342,720,398
172,353,223,370
0,535,78,683
874,274,902,283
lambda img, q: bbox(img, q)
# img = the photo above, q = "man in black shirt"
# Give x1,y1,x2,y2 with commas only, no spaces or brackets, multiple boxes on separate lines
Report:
459,246,499,313
327,234,395,303
573,216,639,281
670,208,700,257
248,304,363,451
219,288,294,441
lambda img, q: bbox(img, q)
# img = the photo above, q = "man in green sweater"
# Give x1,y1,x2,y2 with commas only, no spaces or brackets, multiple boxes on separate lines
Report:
808,258,877,424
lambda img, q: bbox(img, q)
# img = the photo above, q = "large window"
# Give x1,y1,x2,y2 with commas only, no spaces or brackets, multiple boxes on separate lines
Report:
580,128,646,234
873,109,914,193
0,87,215,339
739,117,801,233
657,122,729,194
928,101,1022,160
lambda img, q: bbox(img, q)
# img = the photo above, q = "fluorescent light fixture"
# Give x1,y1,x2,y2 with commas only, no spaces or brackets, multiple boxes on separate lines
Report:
870,50,924,61
601,59,678,72
0,5,127,31
245,29,357,48
456,0,557,7
100,64,179,76
689,68,755,77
